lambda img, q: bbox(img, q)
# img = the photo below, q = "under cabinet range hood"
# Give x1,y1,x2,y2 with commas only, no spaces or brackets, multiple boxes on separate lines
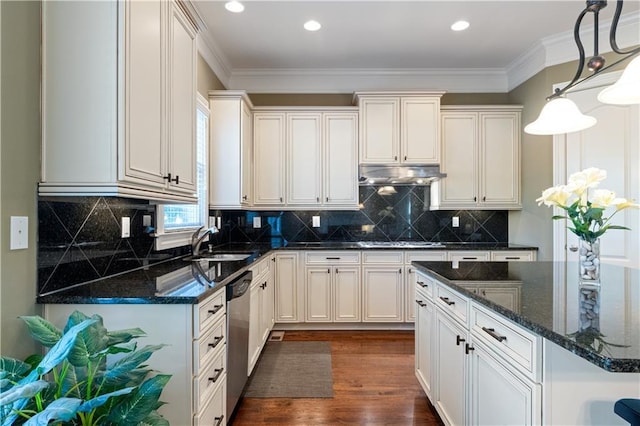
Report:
359,164,446,186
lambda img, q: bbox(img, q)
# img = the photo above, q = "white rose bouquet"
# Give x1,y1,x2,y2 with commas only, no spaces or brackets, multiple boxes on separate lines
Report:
536,167,637,244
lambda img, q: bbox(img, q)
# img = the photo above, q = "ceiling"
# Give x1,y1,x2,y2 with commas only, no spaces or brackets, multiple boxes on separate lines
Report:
192,0,640,93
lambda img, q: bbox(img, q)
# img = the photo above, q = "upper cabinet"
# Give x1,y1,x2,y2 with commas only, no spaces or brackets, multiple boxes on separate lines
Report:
252,108,359,210
431,106,522,210
209,91,254,209
40,0,199,203
355,92,444,165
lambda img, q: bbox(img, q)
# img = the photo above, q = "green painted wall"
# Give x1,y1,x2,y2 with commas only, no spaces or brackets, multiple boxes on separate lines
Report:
1,0,41,359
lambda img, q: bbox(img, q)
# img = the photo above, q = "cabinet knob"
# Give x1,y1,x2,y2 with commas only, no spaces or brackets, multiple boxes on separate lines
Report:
398,268,402,274
242,195,248,201
317,197,320,202
456,335,465,346
465,343,475,355
404,155,407,161
482,196,486,202
326,197,329,202
473,196,477,202
394,156,398,161
280,197,283,202
327,268,330,274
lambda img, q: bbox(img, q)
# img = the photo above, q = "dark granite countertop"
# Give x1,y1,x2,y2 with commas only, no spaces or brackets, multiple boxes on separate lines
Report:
412,261,640,373
37,241,536,305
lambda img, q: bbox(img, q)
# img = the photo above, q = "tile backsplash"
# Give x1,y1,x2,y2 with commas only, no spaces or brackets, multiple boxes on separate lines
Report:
212,186,507,245
37,188,507,294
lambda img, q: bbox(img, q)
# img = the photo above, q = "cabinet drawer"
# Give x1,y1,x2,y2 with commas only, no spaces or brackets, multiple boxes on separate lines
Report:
254,256,271,276
490,251,535,261
470,302,541,382
448,251,491,262
194,315,226,373
194,374,226,426
362,250,403,264
194,343,226,411
435,283,469,326
405,251,447,263
194,288,226,339
305,251,360,264
415,273,434,299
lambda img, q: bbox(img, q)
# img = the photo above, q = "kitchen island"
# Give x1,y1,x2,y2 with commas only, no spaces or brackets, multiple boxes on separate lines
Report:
412,260,640,425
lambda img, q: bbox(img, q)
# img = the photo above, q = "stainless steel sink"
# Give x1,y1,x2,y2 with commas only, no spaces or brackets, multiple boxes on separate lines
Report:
188,253,251,262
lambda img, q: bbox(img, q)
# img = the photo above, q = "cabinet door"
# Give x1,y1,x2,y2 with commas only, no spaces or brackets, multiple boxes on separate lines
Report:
209,97,242,208
334,267,361,322
261,272,275,344
470,341,540,426
402,97,440,163
480,112,520,206
415,296,434,398
167,2,197,194
324,113,358,206
362,266,404,322
123,0,165,187
248,280,262,375
434,310,468,426
241,102,253,205
275,253,300,322
305,267,332,322
440,112,478,206
254,113,285,205
359,97,400,163
287,113,322,205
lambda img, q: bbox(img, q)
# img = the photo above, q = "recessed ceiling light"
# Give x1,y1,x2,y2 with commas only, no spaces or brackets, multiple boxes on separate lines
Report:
225,1,244,13
451,20,470,31
304,20,322,31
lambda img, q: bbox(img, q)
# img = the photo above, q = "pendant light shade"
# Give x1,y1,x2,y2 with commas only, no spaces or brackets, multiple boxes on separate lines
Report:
524,97,597,135
597,56,640,105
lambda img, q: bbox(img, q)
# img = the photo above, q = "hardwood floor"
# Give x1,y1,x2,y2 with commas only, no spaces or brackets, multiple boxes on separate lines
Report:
231,330,443,425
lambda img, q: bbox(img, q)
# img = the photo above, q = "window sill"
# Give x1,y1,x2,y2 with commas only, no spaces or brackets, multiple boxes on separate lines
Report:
153,229,195,251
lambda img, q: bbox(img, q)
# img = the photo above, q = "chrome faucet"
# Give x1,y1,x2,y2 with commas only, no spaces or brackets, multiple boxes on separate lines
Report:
191,225,219,257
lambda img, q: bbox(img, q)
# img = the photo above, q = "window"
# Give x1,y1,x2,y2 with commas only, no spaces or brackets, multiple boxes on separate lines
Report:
154,94,209,250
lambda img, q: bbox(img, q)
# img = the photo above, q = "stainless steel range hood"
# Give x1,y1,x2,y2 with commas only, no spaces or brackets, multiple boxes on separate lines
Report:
359,164,446,186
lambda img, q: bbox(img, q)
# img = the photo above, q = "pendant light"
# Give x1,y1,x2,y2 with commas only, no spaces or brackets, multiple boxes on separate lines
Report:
525,0,640,136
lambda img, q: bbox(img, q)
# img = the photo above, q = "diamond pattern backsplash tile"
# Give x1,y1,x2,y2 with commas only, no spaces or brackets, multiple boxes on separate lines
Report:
212,187,508,245
38,188,508,295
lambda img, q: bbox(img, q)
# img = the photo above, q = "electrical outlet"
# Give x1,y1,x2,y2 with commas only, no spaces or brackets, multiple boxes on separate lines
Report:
312,216,321,227
216,216,222,229
253,216,262,228
452,216,460,228
10,216,28,250
209,216,216,228
142,214,152,227
121,217,130,238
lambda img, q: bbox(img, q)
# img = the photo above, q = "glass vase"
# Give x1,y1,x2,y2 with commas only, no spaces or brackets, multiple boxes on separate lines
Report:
578,282,601,333
578,238,600,284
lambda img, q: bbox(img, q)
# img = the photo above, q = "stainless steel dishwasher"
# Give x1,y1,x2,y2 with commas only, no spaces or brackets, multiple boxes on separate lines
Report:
226,270,253,420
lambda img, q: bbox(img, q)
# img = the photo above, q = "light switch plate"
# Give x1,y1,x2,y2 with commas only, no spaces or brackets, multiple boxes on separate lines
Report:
142,214,152,227
253,216,262,228
209,216,216,228
312,216,321,227
452,216,460,228
10,216,28,250
121,217,131,238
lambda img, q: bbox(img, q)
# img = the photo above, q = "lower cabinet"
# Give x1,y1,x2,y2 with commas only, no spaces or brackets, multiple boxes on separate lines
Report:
362,266,404,322
274,252,301,322
415,270,542,426
43,286,228,426
306,266,361,322
248,256,275,375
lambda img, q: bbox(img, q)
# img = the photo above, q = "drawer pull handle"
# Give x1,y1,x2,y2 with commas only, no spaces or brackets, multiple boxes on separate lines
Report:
416,300,426,307
440,296,455,306
208,367,224,384
462,257,477,260
326,257,341,260
465,343,475,355
208,305,223,315
505,256,520,260
214,415,224,426
482,327,507,342
417,281,428,288
456,335,465,346
208,336,224,349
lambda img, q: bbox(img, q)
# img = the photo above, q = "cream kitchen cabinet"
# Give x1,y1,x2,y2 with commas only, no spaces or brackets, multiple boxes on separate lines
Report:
405,251,447,322
209,91,253,208
40,0,198,203
432,106,522,210
355,92,444,164
448,251,491,262
274,252,302,323
415,275,436,399
248,256,275,375
361,251,404,322
304,251,361,322
491,250,537,261
253,108,358,209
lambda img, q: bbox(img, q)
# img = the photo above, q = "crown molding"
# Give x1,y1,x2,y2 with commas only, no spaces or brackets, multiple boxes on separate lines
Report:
197,31,232,89
228,68,507,93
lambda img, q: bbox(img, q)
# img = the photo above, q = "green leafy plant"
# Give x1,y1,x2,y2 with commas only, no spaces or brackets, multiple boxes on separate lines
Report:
0,311,170,425
567,327,630,355
536,167,637,243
